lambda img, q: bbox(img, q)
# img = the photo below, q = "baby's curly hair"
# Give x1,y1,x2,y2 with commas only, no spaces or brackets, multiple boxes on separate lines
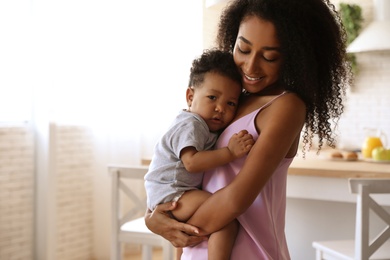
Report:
216,0,353,151
189,48,242,90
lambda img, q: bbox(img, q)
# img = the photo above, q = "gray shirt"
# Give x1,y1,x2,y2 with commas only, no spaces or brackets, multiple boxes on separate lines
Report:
144,110,218,210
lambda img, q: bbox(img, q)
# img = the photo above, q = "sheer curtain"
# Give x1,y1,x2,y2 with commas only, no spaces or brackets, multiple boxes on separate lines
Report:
1,0,202,154
1,0,202,258
31,0,202,155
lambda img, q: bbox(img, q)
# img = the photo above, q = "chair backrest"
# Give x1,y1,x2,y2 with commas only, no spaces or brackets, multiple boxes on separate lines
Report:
348,178,390,260
109,165,149,228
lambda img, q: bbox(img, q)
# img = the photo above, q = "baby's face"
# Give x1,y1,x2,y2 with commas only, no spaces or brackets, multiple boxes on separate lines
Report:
187,72,241,132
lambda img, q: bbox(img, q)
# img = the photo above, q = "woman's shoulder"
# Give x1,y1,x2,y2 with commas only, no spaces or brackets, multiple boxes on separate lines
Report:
258,92,306,124
274,91,306,111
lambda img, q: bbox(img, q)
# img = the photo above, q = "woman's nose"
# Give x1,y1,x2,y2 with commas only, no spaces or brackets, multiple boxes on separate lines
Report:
245,54,258,74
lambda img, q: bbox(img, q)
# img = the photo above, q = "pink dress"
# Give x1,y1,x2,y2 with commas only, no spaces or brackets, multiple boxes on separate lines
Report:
182,92,293,260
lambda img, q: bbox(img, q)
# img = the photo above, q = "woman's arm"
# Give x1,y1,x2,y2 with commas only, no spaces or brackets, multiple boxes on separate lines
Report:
144,201,208,247
186,93,306,234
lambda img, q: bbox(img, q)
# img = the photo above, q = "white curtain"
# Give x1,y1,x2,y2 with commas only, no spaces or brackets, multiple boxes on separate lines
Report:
1,0,203,258
30,0,202,159
1,0,202,153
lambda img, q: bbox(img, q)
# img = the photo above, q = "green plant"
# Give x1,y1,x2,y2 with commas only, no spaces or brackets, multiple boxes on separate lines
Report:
339,3,363,74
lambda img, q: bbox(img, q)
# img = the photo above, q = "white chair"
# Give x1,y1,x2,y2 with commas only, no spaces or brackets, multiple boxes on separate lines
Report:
109,165,174,260
312,178,390,260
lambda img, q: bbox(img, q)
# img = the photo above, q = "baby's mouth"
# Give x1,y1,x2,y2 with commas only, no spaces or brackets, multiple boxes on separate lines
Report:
212,117,222,123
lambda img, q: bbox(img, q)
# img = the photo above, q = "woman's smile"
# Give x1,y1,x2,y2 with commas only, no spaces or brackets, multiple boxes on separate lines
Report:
244,74,263,81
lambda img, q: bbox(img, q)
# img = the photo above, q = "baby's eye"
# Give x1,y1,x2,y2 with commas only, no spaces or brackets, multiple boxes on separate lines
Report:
228,101,237,107
208,95,217,100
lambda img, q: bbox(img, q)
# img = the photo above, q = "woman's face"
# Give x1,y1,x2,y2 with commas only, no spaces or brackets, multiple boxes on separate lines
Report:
233,15,283,94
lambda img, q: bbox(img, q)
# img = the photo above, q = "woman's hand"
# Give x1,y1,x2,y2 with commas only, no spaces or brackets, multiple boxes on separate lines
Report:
144,201,208,248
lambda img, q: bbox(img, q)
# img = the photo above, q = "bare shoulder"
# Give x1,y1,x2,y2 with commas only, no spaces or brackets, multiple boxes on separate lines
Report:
278,92,305,109
265,92,305,117
257,92,306,130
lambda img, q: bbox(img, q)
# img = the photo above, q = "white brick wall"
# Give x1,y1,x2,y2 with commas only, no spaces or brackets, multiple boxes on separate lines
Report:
330,0,390,150
0,124,95,260
337,52,390,150
53,125,94,260
0,124,35,260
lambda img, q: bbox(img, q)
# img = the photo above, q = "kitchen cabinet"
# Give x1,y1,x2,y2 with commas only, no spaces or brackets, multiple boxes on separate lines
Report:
285,151,390,259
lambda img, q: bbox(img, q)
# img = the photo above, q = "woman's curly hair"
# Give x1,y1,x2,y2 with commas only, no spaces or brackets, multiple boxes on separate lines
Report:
216,0,353,151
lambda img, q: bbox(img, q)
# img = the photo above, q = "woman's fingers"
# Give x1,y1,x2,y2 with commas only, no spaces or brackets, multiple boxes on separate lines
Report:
157,201,178,212
170,222,208,247
145,202,207,248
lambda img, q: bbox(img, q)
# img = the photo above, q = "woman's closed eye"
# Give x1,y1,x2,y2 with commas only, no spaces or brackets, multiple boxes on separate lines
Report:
237,46,250,54
263,54,279,62
237,46,279,62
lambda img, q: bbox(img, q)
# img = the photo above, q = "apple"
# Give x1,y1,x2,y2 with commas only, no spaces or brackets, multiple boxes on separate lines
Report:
371,147,390,161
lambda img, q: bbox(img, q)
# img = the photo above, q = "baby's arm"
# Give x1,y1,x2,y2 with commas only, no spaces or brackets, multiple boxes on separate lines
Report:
180,130,254,173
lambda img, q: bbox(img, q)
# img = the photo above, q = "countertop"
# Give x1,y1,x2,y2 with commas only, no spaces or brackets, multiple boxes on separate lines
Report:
289,150,390,179
287,150,390,205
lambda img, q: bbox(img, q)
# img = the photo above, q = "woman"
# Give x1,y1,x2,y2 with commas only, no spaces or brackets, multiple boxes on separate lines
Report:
145,0,351,258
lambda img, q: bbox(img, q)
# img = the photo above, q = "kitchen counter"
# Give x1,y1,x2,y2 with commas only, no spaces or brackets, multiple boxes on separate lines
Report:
286,150,390,205
288,152,390,178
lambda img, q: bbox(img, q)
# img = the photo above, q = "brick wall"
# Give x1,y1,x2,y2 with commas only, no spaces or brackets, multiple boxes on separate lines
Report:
0,124,35,260
0,124,95,260
337,52,390,150
329,1,390,150
53,125,94,260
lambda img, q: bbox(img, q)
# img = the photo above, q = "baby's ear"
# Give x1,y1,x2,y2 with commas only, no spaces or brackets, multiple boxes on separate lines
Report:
186,87,194,107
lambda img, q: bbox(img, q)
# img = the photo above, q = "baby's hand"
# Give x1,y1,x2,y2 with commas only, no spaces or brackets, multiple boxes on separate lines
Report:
227,130,254,158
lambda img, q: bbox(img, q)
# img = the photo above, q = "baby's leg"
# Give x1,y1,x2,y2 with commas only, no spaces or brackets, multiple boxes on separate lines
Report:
171,190,238,259
170,190,210,260
175,248,183,260
208,219,239,260
171,189,211,222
